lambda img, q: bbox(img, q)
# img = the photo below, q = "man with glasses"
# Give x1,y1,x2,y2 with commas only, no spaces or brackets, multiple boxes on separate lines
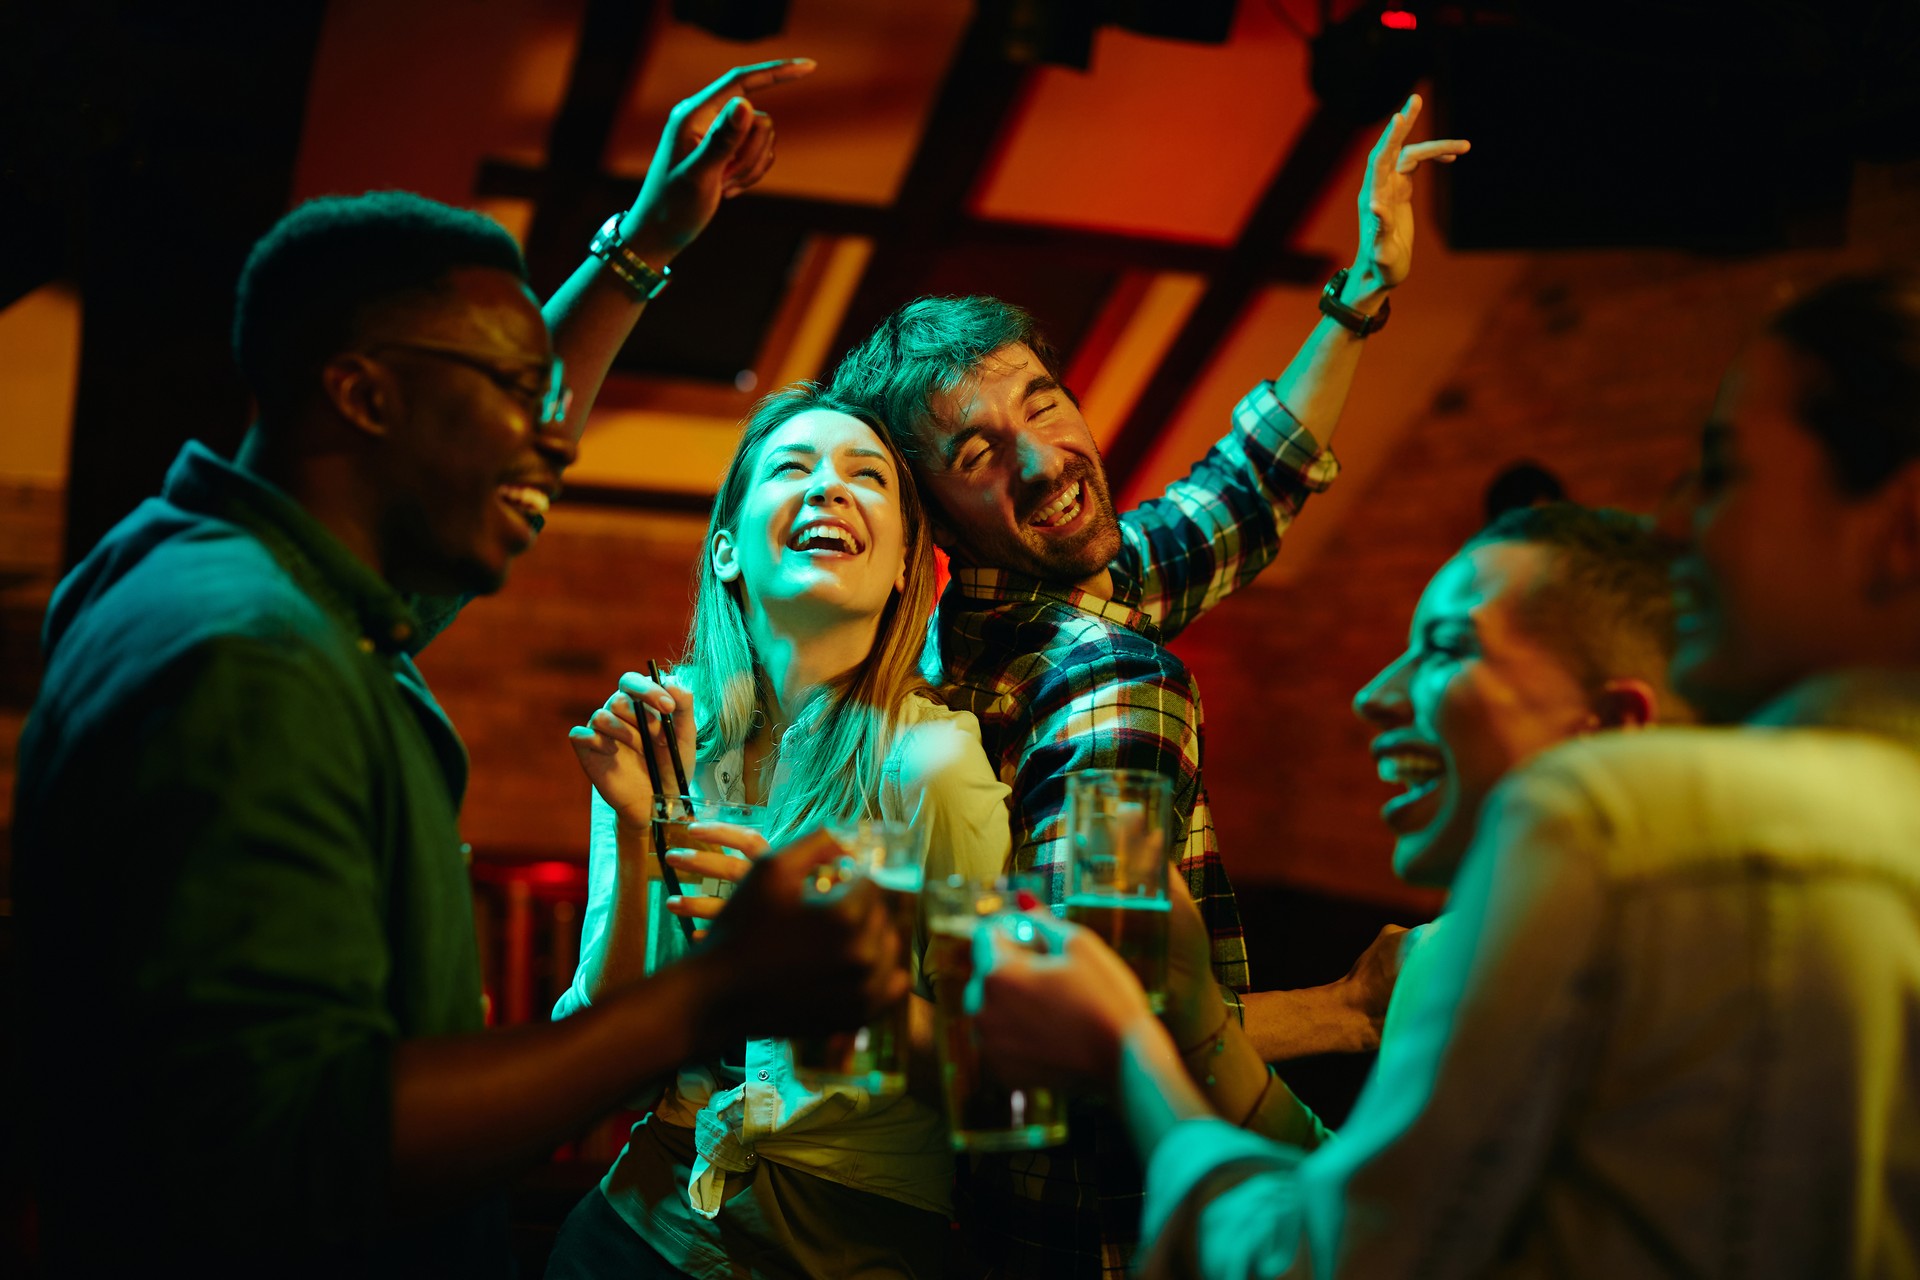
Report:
13,61,906,1277
363,339,574,433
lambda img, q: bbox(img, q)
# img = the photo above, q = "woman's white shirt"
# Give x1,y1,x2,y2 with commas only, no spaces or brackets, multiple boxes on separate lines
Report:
556,693,1012,1215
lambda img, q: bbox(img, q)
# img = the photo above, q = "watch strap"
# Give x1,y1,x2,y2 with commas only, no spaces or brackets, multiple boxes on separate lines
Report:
1319,268,1389,336
590,214,672,302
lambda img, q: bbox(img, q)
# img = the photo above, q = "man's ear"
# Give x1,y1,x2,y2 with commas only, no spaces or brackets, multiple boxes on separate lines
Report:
1591,678,1659,730
928,516,959,559
320,353,396,440
1866,460,1920,602
712,528,741,583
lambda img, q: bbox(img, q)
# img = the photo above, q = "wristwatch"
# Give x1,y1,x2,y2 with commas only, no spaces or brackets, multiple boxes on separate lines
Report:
1319,268,1390,336
589,214,672,302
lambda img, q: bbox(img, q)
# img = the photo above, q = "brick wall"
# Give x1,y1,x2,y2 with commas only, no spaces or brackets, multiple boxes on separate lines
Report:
418,506,710,853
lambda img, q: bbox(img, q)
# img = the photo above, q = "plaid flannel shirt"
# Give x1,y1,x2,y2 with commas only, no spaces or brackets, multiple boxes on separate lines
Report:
925,381,1339,1278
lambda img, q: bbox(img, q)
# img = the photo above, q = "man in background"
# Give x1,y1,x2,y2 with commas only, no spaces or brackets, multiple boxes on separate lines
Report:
832,96,1465,1276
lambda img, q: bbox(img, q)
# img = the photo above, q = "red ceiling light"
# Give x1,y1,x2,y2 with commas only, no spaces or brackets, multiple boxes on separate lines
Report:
1380,9,1418,29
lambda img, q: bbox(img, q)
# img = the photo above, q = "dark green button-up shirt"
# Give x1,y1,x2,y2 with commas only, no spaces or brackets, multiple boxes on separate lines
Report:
15,442,505,1274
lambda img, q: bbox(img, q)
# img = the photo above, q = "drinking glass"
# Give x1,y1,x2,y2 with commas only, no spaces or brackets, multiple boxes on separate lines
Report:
642,795,769,975
927,876,1070,1152
792,819,922,1095
1063,769,1173,1012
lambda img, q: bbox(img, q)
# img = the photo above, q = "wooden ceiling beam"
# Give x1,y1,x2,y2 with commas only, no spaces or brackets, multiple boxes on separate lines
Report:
479,4,1360,512
1099,107,1364,495
515,0,660,296
479,157,1333,281
822,9,1035,362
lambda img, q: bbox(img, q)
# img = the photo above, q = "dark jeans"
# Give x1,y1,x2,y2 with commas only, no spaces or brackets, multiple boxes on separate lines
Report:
545,1186,694,1280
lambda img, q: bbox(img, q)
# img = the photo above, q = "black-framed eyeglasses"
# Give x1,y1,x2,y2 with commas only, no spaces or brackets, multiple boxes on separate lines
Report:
367,340,573,429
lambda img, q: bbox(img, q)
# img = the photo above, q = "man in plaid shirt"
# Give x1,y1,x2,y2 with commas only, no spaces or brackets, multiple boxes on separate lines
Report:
830,97,1465,1276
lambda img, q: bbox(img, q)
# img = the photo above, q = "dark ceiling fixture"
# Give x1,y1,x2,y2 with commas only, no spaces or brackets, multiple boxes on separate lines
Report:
1483,460,1567,524
1309,0,1430,122
1429,1,1913,252
672,0,789,43
982,0,1240,70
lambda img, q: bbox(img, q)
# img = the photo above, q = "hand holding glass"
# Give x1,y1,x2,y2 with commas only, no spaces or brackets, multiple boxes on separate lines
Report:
643,796,769,972
791,819,921,1095
927,877,1070,1152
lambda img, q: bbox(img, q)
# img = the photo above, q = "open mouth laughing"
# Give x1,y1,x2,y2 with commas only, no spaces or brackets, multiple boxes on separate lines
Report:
1371,733,1446,829
789,519,865,556
499,484,552,522
1028,478,1086,532
497,482,555,546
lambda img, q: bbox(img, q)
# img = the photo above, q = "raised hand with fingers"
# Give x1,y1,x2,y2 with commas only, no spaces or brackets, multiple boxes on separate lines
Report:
567,668,698,826
624,58,818,260
1355,92,1470,294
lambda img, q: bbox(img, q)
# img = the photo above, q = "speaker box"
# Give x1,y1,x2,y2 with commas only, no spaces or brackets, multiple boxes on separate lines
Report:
1429,5,1874,251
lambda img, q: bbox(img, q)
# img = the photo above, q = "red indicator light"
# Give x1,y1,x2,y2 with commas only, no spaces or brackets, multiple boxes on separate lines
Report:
1381,9,1417,28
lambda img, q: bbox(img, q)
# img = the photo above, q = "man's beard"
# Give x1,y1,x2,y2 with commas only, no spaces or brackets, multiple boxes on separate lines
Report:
1012,464,1120,583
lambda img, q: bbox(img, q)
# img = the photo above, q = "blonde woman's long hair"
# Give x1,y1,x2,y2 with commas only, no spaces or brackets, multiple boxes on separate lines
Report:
678,383,937,840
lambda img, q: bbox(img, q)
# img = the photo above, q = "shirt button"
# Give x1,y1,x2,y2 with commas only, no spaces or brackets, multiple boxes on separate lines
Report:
757,1070,770,1081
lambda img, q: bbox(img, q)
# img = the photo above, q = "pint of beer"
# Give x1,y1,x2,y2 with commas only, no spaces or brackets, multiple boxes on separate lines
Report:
927,878,1070,1152
792,820,922,1096
1064,769,1173,1012
1062,894,1171,1011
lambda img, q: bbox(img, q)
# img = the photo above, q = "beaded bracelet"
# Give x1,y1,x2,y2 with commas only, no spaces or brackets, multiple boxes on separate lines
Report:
1177,1008,1232,1088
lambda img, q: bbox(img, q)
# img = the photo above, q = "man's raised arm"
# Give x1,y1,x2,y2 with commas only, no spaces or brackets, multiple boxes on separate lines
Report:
1125,96,1466,636
1269,93,1466,445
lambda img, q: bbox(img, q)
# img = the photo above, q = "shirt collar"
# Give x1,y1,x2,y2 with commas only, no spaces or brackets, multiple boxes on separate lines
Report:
947,563,1160,641
1748,668,1920,753
163,441,426,656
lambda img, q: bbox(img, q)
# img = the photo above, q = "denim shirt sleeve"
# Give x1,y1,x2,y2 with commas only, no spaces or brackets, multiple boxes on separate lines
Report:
1139,763,1615,1278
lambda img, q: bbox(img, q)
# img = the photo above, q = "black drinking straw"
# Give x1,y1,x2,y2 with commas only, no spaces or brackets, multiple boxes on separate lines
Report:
649,659,693,799
637,665,698,947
